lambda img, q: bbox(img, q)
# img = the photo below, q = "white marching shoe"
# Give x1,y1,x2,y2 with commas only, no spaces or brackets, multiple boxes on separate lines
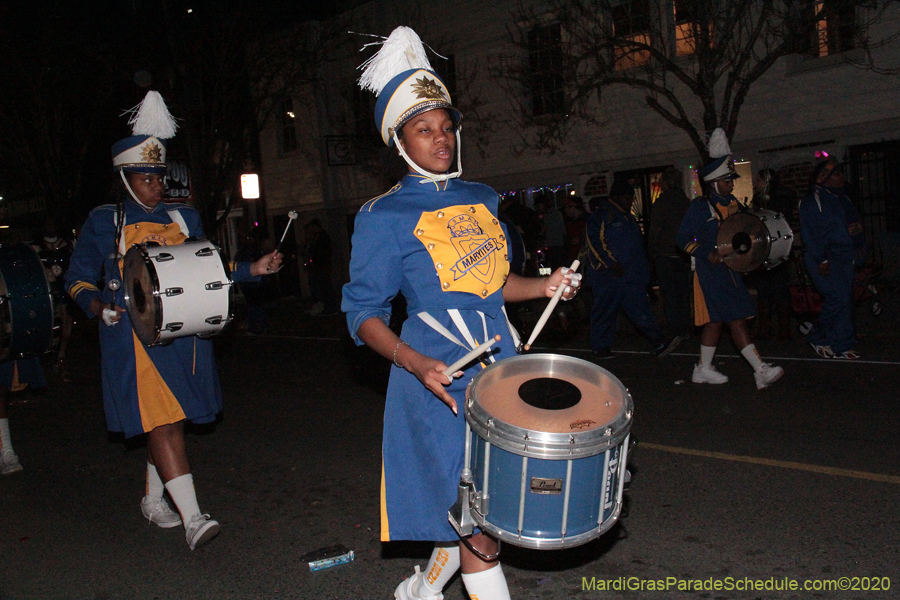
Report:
395,565,443,600
754,363,784,390
692,363,728,384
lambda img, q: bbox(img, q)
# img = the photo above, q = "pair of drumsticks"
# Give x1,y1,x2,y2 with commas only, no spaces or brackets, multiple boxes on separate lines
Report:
441,259,579,378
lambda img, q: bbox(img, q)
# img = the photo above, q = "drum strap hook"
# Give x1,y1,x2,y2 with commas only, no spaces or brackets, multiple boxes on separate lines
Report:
457,535,502,563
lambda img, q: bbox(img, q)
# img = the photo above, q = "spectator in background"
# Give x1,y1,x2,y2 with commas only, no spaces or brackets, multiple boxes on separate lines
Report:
235,228,278,334
534,193,567,271
648,167,693,340
750,168,796,340
562,195,589,266
585,178,681,360
798,158,866,359
499,193,542,268
302,218,339,317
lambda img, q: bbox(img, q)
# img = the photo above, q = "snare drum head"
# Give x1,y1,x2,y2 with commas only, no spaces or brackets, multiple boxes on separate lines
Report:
123,245,160,345
467,354,632,455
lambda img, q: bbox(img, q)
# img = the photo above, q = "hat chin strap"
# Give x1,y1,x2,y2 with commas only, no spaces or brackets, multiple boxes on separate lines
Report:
119,170,155,211
393,128,463,183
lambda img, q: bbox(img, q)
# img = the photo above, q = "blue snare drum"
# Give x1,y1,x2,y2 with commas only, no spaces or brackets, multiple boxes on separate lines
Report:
0,244,56,361
449,354,632,550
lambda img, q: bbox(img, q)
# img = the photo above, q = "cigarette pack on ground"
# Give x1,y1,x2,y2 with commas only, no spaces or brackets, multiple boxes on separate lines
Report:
300,544,354,571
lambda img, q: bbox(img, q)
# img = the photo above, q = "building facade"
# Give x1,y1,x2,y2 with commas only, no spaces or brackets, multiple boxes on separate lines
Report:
256,0,900,293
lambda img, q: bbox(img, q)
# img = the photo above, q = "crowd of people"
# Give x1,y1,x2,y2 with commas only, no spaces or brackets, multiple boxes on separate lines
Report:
1,23,875,600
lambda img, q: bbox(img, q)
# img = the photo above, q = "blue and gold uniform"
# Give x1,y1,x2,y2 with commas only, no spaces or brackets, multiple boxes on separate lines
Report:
342,173,517,542
64,200,256,439
677,193,757,325
799,185,864,354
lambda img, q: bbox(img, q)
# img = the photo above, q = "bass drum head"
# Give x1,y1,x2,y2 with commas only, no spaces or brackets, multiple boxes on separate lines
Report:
0,244,55,361
716,212,770,273
123,246,161,346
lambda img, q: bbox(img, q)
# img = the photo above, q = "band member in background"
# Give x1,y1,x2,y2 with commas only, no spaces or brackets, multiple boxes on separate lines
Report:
343,27,580,600
64,91,281,550
676,128,784,390
33,217,76,381
798,158,866,359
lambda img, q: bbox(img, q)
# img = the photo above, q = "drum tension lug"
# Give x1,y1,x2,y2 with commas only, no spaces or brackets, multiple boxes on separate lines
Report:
164,322,184,332
154,253,174,262
165,287,184,297
205,316,224,325
205,281,226,291
195,248,214,257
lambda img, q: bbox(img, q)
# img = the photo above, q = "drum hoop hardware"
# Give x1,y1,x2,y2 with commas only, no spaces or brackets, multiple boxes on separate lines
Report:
205,281,228,291
163,322,184,332
153,253,174,262
165,287,184,297
194,247,215,257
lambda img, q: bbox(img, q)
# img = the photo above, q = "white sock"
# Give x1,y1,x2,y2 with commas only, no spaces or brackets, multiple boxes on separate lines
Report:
699,345,717,368
164,473,201,525
416,545,461,596
0,418,12,453
461,564,511,600
741,344,764,370
146,463,165,498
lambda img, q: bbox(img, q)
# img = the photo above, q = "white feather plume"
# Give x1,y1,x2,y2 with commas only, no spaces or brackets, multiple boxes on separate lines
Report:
125,91,178,139
358,26,433,96
707,127,731,159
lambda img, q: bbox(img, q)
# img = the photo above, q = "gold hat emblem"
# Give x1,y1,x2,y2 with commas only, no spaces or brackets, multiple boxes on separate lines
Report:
411,76,447,101
141,141,163,163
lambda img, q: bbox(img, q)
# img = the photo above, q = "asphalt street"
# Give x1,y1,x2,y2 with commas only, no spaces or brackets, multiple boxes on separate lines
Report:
1,295,899,600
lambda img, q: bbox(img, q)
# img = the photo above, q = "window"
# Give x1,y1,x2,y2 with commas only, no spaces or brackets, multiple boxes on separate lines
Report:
613,0,651,70
674,0,698,57
278,98,298,154
527,23,565,117
806,0,857,57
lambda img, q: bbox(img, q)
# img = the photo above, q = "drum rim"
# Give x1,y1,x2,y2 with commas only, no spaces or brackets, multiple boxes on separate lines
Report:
465,354,633,459
470,501,623,550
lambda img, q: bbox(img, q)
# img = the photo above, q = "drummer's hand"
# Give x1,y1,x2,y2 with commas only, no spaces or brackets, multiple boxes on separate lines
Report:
404,353,459,415
250,251,283,276
819,261,830,276
545,266,582,301
91,298,124,326
708,251,723,266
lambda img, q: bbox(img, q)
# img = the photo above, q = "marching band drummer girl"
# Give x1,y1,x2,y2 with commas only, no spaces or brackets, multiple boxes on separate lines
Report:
342,27,581,600
64,91,281,550
676,128,784,390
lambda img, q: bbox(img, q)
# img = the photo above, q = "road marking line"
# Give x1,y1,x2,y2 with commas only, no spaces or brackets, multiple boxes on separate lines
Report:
640,442,900,485
560,347,900,365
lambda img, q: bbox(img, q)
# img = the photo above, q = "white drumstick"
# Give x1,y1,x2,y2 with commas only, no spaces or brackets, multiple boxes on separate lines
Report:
442,335,501,378
523,259,580,351
277,210,299,252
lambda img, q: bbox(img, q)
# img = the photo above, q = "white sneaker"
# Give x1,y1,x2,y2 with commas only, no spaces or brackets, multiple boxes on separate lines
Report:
692,364,728,384
141,495,183,528
0,449,23,475
185,513,220,550
754,363,784,390
395,565,443,600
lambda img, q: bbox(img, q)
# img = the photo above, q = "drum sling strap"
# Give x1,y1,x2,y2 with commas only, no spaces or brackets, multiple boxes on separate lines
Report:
114,207,191,256
417,307,522,362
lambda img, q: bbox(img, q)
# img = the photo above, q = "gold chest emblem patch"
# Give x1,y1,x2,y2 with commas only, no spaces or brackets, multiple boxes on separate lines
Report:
415,204,509,297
